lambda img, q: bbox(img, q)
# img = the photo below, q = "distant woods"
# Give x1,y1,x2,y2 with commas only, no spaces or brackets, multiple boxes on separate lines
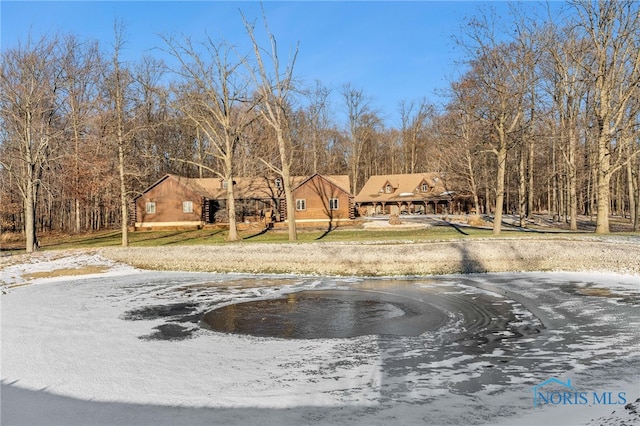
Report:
1,1,639,250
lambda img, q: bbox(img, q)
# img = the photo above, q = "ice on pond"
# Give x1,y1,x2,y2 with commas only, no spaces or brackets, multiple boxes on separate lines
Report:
2,263,639,426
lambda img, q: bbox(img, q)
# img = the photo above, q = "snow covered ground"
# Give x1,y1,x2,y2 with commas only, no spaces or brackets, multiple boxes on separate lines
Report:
1,253,639,425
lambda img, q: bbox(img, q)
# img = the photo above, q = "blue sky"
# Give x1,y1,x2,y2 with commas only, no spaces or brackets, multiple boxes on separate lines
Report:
1,1,527,126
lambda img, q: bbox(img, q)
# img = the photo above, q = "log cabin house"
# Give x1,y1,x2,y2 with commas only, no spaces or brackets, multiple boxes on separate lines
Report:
354,173,472,216
132,173,354,230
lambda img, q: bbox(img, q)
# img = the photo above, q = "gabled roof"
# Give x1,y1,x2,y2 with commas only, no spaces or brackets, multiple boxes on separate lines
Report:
133,174,172,200
354,173,450,203
130,174,220,199
136,173,352,201
178,175,285,200
293,173,351,196
175,175,222,199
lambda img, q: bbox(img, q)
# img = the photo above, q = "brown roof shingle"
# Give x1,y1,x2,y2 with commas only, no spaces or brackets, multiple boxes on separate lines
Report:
167,174,350,201
354,173,451,203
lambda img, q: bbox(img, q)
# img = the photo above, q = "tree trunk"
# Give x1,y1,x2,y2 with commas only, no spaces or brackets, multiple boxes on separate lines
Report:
527,139,534,219
22,114,38,252
113,26,129,247
466,150,480,214
634,160,640,231
595,132,611,234
351,161,360,201
226,154,239,242
24,177,37,253
118,142,129,247
552,136,559,221
518,148,526,227
493,145,507,235
197,127,204,179
278,128,297,241
312,129,319,174
75,198,81,232
625,160,635,224
567,125,578,230
483,158,491,215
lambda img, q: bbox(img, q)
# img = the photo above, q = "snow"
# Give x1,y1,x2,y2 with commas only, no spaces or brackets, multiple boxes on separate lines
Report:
2,253,639,425
0,252,139,288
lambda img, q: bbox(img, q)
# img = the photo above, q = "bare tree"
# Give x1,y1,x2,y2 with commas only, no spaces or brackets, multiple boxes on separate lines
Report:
162,34,256,241
439,82,485,215
114,28,130,246
342,84,380,194
306,81,332,174
399,98,433,174
626,93,640,230
572,0,640,233
459,2,560,234
455,44,524,234
131,55,169,180
0,35,62,252
242,10,300,241
511,10,543,227
541,19,590,230
97,32,164,244
58,35,103,233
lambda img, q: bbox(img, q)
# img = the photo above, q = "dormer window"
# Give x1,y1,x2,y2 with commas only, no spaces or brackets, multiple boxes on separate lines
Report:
385,184,393,194
222,180,228,189
421,182,429,192
275,178,282,189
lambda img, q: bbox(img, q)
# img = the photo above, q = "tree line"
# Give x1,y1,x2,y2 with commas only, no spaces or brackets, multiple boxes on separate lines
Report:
1,1,639,251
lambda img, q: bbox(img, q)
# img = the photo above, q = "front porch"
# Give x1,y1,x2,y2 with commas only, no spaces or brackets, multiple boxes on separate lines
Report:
356,199,451,217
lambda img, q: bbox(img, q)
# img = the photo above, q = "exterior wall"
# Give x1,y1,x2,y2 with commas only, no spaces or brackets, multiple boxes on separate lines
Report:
292,175,352,222
134,174,356,230
134,177,204,228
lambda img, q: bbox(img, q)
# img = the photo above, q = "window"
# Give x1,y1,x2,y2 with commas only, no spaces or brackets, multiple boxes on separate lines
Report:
145,202,156,214
385,184,393,193
183,201,193,213
329,198,339,210
296,199,306,211
275,178,282,188
222,181,228,189
421,183,429,192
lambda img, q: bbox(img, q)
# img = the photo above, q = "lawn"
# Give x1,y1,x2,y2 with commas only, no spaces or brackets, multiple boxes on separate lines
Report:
4,212,638,253
1,219,600,253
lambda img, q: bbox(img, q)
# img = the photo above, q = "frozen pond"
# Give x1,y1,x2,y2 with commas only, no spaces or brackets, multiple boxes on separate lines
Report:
2,263,639,425
201,285,541,343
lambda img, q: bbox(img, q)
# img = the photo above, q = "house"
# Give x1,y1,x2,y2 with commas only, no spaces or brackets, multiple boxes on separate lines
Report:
291,174,354,225
132,173,353,230
132,174,214,230
354,173,472,216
